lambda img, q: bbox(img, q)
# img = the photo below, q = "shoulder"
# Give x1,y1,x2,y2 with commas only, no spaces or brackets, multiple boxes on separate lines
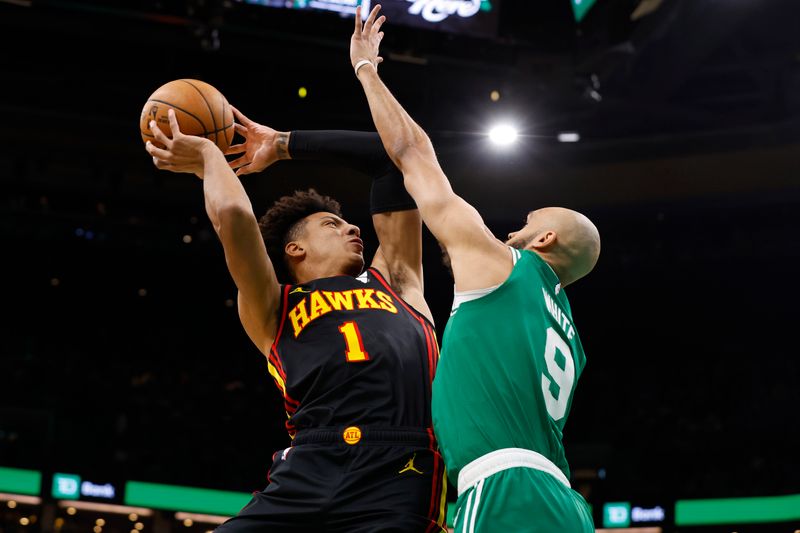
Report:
450,240,515,292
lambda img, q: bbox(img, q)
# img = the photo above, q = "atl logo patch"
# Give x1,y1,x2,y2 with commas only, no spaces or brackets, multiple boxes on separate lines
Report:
342,426,362,445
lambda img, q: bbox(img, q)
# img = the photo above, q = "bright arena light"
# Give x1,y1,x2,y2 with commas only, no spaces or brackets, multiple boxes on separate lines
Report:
558,132,581,142
488,124,518,146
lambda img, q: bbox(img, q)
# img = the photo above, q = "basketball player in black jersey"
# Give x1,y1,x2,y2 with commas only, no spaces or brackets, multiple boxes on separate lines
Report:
145,108,447,532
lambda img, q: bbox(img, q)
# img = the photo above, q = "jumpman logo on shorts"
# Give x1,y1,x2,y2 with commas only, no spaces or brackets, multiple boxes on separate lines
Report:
398,453,424,475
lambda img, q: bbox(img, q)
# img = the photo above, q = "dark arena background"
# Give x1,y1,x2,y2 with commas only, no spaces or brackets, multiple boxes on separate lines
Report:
1,0,799,531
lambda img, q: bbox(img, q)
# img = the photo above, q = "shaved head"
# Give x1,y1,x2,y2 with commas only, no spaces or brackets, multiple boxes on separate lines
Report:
508,207,600,286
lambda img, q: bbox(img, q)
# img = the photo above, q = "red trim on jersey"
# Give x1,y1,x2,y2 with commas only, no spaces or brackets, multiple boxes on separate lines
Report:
425,441,443,531
268,348,300,412
266,451,280,485
268,349,287,382
368,268,435,329
425,323,436,386
267,285,290,385
423,322,437,385
271,285,291,351
369,267,438,388
429,323,441,374
267,285,301,412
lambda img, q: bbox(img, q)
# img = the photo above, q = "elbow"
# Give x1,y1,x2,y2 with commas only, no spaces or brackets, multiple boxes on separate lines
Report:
391,135,434,172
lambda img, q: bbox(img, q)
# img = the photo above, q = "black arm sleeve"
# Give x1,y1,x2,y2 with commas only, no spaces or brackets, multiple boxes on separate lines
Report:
288,130,417,214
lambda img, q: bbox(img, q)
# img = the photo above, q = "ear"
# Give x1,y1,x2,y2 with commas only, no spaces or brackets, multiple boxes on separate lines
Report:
285,241,306,260
530,230,557,250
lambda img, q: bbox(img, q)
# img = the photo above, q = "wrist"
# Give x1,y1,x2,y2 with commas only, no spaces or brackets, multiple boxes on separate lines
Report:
200,140,220,159
275,131,291,160
354,58,376,78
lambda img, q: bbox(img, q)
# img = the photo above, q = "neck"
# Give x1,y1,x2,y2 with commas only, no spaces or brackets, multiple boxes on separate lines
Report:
293,260,357,284
531,250,572,287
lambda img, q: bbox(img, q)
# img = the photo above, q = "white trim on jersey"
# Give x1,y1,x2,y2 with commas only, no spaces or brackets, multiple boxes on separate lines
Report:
460,487,474,533
465,478,484,533
450,247,520,315
457,447,570,497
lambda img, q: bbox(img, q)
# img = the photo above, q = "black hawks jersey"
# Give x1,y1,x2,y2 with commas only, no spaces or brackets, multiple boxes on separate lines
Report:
267,268,439,437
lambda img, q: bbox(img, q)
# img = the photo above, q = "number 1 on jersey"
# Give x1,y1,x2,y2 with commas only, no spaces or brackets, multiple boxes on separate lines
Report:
339,321,370,362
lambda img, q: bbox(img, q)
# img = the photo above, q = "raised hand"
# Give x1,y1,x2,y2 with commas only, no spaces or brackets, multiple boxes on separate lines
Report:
225,106,288,176
145,108,215,177
351,4,386,72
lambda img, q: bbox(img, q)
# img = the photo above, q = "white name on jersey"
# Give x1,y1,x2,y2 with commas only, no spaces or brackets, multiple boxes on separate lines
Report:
542,288,575,340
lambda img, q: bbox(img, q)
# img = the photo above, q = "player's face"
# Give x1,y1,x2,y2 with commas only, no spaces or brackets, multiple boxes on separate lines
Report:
299,212,365,276
505,211,538,249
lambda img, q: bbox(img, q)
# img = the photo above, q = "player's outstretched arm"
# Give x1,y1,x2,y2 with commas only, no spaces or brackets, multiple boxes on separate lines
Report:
225,108,398,178
227,106,393,177
350,5,510,290
146,109,281,355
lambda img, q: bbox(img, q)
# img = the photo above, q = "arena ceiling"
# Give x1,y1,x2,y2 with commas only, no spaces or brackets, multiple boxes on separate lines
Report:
1,0,798,220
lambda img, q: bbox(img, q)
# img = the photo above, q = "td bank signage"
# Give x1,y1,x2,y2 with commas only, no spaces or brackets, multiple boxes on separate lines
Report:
52,473,119,501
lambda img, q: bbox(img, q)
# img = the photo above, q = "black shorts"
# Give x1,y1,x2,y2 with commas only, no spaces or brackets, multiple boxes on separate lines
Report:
215,427,447,533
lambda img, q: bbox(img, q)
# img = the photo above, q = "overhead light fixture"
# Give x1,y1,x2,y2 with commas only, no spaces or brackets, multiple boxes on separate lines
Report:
558,132,580,142
488,124,518,146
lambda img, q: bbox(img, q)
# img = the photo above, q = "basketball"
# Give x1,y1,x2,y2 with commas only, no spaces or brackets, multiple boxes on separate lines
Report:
139,79,234,151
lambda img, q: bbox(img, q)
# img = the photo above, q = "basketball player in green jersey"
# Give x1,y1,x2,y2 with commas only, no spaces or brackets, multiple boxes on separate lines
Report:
351,5,599,531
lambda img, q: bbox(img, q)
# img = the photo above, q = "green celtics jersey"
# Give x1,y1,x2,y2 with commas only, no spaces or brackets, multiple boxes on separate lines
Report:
431,249,587,486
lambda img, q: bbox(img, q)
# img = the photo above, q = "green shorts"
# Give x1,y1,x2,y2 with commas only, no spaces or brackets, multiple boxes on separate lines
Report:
453,467,594,533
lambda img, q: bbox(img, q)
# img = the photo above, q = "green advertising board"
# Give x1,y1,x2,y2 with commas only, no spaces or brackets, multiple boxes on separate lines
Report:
0,467,41,496
125,481,250,516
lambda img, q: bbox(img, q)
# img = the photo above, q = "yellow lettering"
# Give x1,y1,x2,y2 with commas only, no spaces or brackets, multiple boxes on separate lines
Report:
323,290,356,311
289,289,399,338
375,291,398,314
353,289,381,309
309,291,332,321
289,300,311,337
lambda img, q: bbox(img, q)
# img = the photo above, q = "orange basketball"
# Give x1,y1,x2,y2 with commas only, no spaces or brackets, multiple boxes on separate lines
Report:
139,79,234,151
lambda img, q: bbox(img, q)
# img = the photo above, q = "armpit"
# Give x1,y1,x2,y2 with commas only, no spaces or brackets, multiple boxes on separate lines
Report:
388,263,410,297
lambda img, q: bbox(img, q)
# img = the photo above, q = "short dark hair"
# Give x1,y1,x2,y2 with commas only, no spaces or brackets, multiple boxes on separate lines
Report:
258,189,343,283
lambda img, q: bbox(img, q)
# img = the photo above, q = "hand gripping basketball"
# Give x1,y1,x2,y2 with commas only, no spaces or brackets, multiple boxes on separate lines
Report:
145,109,215,177
139,79,234,151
